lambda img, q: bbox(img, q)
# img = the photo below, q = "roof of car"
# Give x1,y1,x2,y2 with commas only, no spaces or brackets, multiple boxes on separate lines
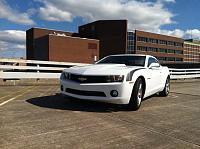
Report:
108,54,152,57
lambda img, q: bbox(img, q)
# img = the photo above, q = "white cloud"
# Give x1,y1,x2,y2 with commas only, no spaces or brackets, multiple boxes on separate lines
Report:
158,29,185,38
0,30,26,58
36,0,200,40
1,0,199,58
36,0,175,31
158,29,200,39
0,30,25,44
157,0,175,3
184,29,200,39
0,0,35,25
39,4,72,22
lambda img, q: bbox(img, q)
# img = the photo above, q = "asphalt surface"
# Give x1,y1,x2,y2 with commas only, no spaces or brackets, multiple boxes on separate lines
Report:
0,81,200,149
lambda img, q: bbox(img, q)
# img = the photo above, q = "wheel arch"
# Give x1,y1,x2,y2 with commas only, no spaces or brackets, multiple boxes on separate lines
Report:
167,75,170,80
136,76,146,98
128,75,146,110
164,75,170,87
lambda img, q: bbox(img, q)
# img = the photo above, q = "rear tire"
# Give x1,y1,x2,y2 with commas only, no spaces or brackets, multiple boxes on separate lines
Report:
128,78,143,111
159,77,170,97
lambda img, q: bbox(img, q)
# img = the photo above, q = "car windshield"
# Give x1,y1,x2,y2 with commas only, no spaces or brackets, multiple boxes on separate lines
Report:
97,55,146,66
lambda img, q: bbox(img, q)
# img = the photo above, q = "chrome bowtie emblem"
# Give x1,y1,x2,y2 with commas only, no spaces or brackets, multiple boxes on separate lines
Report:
78,77,87,81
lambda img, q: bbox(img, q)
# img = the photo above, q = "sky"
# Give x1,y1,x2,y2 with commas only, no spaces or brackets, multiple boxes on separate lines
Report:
0,0,200,58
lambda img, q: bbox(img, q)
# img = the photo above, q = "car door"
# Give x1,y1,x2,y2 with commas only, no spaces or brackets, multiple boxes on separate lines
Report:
146,57,163,95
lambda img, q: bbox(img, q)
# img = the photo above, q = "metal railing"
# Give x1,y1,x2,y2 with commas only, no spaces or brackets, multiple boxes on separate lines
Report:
0,58,200,80
0,58,86,79
169,68,200,79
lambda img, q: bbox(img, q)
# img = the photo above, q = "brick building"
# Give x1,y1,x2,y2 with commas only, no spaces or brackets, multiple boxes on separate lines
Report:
27,20,186,64
26,28,99,63
79,20,127,58
184,39,200,63
127,30,184,63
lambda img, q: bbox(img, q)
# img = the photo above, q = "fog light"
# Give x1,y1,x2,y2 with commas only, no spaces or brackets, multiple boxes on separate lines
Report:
61,85,63,91
110,90,118,97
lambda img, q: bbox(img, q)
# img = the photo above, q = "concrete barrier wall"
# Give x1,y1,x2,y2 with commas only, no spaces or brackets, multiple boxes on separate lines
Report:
0,79,59,86
163,62,200,68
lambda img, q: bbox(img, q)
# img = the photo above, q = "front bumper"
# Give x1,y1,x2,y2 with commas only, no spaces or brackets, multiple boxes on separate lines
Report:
60,79,134,104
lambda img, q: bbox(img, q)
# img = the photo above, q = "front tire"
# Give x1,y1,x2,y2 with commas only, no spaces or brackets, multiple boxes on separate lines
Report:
159,77,170,96
128,78,143,111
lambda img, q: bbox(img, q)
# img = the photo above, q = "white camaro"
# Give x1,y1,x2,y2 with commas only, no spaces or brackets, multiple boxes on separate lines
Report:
60,54,170,110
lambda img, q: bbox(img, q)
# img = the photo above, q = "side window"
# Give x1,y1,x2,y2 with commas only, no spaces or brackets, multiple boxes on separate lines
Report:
148,57,160,67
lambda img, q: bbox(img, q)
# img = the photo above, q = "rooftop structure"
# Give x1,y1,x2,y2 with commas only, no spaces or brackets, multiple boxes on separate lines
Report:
184,39,200,63
26,28,99,63
127,30,184,63
27,20,189,64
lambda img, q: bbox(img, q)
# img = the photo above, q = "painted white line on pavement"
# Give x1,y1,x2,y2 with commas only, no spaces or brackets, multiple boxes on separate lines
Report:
0,86,36,107
0,97,16,106
0,86,32,100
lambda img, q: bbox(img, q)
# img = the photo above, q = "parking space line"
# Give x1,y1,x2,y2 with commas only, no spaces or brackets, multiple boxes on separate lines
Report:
0,86,37,106
0,86,33,100
0,97,16,106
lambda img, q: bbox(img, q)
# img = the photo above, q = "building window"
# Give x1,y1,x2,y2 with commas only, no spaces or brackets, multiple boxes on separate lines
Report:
128,36,134,40
149,38,158,44
175,50,183,54
157,57,166,61
166,57,175,61
175,58,183,61
168,41,175,46
128,46,134,51
138,46,147,51
128,40,134,46
128,32,135,40
175,42,183,47
158,48,166,53
127,32,135,53
137,36,147,42
167,49,175,53
147,47,157,52
159,40,167,45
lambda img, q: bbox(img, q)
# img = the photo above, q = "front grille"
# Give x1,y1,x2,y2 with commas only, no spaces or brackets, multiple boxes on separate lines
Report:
69,74,107,83
65,88,106,97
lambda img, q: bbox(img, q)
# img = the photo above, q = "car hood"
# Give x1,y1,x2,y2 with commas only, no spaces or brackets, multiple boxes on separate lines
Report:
63,64,144,75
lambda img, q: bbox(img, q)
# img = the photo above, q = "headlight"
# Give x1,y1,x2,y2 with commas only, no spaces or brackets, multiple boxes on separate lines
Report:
60,72,65,80
60,72,71,80
64,72,71,79
105,75,124,82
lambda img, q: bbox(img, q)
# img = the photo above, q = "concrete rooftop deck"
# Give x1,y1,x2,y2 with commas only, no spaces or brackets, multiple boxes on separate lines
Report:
0,80,200,149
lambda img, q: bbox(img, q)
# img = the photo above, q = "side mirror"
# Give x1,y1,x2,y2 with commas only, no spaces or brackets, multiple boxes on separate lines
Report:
149,63,160,69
